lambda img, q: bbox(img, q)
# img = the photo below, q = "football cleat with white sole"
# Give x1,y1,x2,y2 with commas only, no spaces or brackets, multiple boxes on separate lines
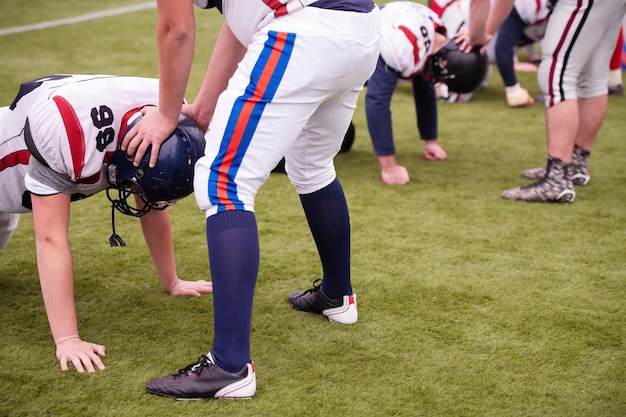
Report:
288,279,358,324
145,352,256,400
502,158,575,203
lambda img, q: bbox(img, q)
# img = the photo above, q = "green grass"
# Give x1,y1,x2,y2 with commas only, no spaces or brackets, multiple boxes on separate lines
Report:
1,2,625,416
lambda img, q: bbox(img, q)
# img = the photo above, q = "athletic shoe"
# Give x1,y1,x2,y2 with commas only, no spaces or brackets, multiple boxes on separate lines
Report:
521,145,590,186
521,166,547,180
288,279,358,324
506,87,534,107
502,158,575,203
145,352,256,400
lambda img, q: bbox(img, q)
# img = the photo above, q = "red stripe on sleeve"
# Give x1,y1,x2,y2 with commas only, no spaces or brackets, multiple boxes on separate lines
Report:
52,96,86,178
0,150,30,171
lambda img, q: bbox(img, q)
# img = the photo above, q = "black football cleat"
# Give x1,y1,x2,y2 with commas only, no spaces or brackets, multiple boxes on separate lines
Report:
145,352,256,400
288,279,358,324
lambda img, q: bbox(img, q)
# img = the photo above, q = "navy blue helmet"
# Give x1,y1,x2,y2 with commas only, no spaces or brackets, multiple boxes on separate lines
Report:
106,113,205,218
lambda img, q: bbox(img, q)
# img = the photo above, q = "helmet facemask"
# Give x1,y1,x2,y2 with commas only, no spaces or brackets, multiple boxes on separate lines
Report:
106,162,173,218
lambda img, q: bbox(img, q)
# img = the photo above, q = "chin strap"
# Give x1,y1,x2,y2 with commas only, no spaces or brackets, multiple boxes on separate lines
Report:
109,204,126,247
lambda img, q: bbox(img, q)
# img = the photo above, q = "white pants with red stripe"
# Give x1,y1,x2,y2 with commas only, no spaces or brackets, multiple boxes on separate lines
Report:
538,0,626,106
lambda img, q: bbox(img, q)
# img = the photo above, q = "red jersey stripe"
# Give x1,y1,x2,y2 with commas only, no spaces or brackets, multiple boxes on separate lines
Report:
52,95,85,178
398,25,420,65
262,0,289,17
0,149,30,171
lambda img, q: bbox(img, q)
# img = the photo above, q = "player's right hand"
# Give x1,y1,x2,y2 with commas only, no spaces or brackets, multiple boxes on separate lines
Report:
56,337,106,373
121,106,177,168
454,27,492,54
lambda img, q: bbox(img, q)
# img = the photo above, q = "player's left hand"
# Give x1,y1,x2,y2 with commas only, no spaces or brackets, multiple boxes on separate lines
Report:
181,103,211,133
167,278,213,297
121,106,178,168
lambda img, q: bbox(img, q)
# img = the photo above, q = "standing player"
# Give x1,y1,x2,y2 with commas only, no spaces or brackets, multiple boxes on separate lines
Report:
498,0,626,202
122,0,381,400
0,74,211,373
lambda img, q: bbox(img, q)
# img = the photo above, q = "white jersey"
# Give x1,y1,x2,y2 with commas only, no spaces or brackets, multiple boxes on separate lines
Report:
438,0,470,38
194,0,318,46
515,0,552,25
429,0,458,17
0,74,159,213
517,0,552,41
434,0,551,40
380,2,444,78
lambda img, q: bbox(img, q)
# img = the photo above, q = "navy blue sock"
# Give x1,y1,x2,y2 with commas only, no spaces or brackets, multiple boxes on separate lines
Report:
206,210,258,373
299,178,352,299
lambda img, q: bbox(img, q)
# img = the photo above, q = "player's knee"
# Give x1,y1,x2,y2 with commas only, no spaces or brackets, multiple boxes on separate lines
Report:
289,170,337,195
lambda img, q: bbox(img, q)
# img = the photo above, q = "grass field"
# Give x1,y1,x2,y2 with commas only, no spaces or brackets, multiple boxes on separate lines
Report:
1,1,625,416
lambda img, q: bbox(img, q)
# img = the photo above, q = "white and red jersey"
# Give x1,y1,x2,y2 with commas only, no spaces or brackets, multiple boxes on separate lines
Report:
429,0,459,17
0,74,159,213
379,2,444,78
437,0,470,38
517,0,552,41
433,0,552,25
515,0,552,25
194,0,375,46
434,0,551,41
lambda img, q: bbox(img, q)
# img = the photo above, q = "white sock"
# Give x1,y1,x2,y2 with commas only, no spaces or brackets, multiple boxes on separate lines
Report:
608,69,622,87
505,83,523,95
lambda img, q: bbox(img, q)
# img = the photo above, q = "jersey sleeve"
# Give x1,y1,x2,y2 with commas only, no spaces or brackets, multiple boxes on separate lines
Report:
25,157,74,195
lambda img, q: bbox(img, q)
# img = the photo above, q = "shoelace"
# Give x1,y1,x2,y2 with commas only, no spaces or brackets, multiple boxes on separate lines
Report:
300,279,322,296
174,355,212,378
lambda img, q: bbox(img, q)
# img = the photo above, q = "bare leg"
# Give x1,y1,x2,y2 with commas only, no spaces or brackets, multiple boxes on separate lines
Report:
546,100,578,163
575,95,608,150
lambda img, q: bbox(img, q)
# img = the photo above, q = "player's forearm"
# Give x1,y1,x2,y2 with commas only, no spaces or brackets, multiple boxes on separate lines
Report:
36,242,81,346
192,22,247,131
468,0,492,46
156,0,196,126
139,207,179,293
31,194,80,346
485,0,516,37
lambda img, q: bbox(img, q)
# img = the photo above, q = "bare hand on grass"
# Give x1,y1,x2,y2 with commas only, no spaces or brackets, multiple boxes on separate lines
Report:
56,337,106,373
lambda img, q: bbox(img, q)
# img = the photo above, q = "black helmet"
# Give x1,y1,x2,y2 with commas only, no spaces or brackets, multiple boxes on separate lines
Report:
105,113,205,246
426,40,488,94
